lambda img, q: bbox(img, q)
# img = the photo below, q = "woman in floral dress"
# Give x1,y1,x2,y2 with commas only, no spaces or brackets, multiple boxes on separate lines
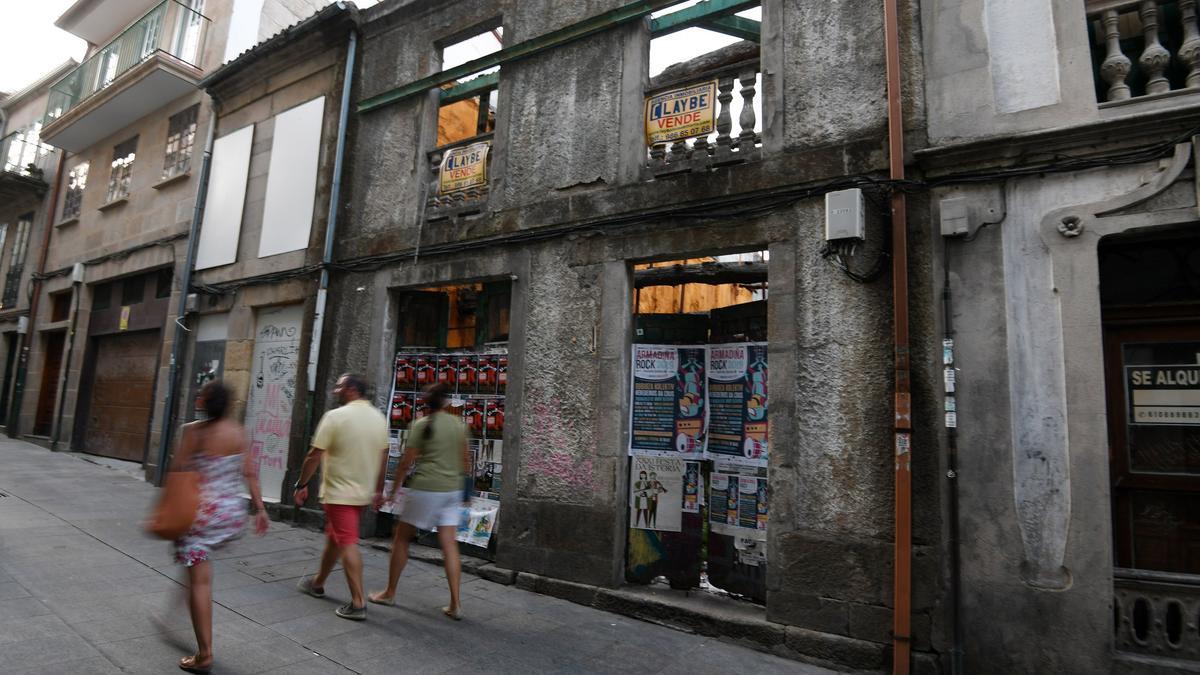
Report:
173,381,269,673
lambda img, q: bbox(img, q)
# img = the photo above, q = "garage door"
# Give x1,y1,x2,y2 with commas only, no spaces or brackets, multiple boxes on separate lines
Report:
82,330,160,462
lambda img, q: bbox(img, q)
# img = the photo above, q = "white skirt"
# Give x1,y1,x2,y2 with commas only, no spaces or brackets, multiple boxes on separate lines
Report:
399,488,461,530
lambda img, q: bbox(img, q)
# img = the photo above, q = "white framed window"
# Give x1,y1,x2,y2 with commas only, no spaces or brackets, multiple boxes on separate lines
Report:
163,105,199,180
106,137,137,203
63,162,89,220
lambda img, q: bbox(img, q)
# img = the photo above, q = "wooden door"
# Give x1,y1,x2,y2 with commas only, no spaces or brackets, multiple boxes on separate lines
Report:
1104,321,1200,574
82,330,160,462
33,331,65,436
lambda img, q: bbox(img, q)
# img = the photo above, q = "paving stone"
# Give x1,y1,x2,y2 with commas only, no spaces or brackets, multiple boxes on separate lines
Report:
0,439,836,675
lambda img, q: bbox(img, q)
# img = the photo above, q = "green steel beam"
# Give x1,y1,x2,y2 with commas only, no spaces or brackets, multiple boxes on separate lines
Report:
648,0,760,37
699,15,760,41
358,0,685,113
439,71,500,105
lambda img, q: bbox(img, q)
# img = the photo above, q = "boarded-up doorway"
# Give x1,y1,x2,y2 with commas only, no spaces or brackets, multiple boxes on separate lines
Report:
80,329,161,461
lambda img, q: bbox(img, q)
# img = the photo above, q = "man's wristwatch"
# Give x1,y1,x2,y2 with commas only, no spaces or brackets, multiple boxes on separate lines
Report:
293,480,305,491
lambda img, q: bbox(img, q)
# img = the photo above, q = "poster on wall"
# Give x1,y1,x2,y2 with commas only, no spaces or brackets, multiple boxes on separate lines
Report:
629,456,686,533
708,472,767,541
706,343,768,467
628,344,707,459
245,305,303,503
456,497,500,548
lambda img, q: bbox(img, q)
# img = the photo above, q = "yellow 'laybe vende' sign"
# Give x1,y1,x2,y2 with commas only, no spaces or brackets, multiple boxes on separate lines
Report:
644,80,718,146
439,141,491,195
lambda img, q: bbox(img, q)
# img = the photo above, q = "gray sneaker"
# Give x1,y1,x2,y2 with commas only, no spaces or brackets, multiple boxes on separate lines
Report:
336,603,366,621
297,577,325,598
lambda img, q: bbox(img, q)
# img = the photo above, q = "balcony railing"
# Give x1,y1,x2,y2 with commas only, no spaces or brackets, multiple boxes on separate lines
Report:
1114,568,1200,665
1088,0,1200,103
44,0,209,125
0,132,56,180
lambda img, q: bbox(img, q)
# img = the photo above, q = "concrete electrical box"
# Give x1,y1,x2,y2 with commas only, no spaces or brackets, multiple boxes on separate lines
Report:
825,188,865,241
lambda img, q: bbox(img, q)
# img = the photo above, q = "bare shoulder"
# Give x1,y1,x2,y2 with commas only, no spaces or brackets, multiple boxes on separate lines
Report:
205,419,248,457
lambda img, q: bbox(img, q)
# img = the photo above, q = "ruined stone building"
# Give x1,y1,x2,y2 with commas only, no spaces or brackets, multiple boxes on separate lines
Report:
317,0,942,671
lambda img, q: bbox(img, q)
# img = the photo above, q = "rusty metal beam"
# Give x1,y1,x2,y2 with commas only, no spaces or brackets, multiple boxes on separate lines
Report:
358,0,686,113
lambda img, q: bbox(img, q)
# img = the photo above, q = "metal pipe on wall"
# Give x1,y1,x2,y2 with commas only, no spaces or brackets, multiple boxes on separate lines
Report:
881,0,913,671
297,24,357,512
154,100,217,485
50,267,83,450
8,151,67,437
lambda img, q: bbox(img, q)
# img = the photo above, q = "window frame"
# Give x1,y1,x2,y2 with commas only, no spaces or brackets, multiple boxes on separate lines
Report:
62,162,89,221
162,104,199,180
106,136,138,204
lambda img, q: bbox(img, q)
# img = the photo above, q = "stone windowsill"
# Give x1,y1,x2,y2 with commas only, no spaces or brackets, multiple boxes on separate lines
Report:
56,216,80,228
97,197,128,212
153,171,190,190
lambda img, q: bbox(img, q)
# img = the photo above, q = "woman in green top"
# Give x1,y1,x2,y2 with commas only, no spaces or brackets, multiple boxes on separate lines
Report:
370,383,469,619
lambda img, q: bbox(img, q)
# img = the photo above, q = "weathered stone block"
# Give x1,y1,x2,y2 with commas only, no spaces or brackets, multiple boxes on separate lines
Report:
781,625,887,672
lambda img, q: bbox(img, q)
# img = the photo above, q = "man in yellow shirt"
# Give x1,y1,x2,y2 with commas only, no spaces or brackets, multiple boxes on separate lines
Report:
293,373,389,621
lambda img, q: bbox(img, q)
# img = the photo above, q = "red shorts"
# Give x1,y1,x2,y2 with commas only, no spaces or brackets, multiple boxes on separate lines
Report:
323,504,363,546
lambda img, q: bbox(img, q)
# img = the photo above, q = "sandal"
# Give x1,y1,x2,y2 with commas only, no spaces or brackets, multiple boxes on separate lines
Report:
367,591,395,606
179,655,212,673
443,605,462,621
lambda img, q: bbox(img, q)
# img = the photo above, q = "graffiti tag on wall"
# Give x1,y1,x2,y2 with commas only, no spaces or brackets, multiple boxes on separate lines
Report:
245,306,303,502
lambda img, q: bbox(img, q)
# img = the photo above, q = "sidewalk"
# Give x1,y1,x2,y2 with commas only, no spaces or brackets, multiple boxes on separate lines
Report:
0,439,834,674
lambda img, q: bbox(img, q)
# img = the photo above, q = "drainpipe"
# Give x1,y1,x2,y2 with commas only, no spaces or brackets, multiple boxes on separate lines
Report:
154,100,217,485
942,247,963,674
882,0,913,672
50,264,83,450
8,150,67,437
303,25,357,443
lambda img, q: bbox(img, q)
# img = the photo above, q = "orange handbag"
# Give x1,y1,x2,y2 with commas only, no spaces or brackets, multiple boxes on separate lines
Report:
146,469,201,540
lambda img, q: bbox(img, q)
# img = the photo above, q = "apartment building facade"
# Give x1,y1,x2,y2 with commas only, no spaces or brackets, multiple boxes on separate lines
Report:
181,3,360,503
25,0,343,476
0,62,74,437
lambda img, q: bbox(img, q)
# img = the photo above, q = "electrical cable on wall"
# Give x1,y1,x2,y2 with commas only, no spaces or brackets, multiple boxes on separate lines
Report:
188,124,1200,296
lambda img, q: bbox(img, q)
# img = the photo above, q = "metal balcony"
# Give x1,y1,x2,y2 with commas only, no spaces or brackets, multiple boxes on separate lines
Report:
41,0,209,153
0,131,57,201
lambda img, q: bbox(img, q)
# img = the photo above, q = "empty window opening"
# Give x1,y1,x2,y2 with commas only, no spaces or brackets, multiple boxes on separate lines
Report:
627,249,769,604
646,2,762,169
50,291,72,323
384,280,512,559
437,26,502,148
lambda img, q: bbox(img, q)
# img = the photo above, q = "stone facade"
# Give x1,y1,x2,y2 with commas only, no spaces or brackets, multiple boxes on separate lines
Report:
317,0,941,671
922,0,1200,671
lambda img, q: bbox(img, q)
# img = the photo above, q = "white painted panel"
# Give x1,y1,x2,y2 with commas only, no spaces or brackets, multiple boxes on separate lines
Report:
259,96,325,259
245,304,304,503
984,0,1061,113
195,124,254,270
195,312,229,342
223,0,267,63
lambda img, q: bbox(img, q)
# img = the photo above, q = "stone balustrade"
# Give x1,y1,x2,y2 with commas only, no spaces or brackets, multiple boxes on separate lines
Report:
646,60,763,177
1090,0,1200,102
426,132,494,222
1114,568,1200,664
